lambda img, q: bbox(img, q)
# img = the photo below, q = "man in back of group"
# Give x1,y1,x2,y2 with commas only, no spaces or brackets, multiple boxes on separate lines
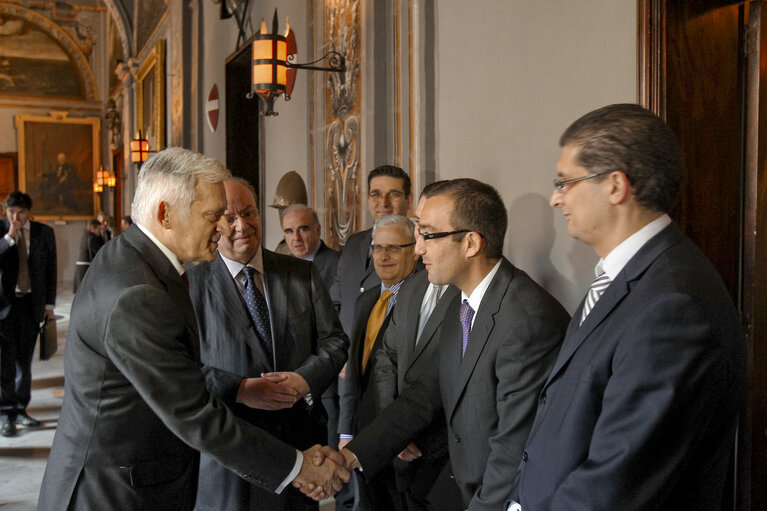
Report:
281,203,343,450
0,191,56,437
339,178,570,511
39,148,349,510
339,214,419,510
507,104,746,510
334,165,411,335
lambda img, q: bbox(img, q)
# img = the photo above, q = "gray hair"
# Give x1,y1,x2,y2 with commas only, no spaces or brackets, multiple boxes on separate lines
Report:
131,147,231,225
372,214,415,242
281,204,320,226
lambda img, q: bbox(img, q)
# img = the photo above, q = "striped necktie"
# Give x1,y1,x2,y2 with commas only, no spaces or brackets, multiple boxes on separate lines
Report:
580,272,611,325
460,299,475,357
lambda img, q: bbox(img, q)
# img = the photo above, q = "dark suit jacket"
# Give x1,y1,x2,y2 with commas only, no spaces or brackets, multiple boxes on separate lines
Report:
511,223,747,511
338,285,396,437
312,240,340,297
189,250,348,511
0,219,56,321
334,229,379,335
373,271,459,465
38,226,299,511
348,258,570,511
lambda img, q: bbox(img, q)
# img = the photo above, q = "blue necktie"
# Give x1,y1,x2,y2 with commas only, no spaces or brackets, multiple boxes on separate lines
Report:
242,266,274,365
460,299,475,357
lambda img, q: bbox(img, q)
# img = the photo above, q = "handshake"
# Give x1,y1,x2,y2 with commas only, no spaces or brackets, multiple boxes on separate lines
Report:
292,445,360,501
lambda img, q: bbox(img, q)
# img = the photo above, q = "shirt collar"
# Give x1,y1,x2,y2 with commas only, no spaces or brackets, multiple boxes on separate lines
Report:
598,214,672,280
302,242,321,262
461,258,503,313
136,223,185,276
220,245,264,279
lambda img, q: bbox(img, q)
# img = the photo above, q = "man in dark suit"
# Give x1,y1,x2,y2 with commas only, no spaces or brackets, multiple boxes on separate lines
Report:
372,183,460,511
97,211,113,243
507,104,747,511
281,203,343,449
339,214,419,510
334,165,411,335
0,191,56,437
38,148,349,510
189,178,348,511
336,179,570,511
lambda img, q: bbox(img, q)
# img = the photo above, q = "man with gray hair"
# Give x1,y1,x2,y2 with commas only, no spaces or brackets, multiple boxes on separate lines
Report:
39,148,349,510
339,214,419,510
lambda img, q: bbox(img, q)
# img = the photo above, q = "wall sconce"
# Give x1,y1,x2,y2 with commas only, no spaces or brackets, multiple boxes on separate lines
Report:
93,167,116,193
130,131,152,168
248,9,345,116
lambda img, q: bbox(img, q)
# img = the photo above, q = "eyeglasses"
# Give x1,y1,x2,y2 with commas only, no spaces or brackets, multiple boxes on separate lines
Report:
224,206,258,226
368,190,406,201
553,170,613,192
370,242,416,255
417,228,481,241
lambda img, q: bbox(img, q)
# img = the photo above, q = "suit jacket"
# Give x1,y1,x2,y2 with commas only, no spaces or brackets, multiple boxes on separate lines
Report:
337,285,393,437
312,240,340,297
38,226,299,511
73,230,104,293
511,223,747,511
189,250,348,511
373,271,459,464
334,229,379,335
0,219,56,321
348,258,570,511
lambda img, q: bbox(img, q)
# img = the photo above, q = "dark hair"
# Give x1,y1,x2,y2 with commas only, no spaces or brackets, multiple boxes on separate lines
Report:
433,178,507,259
559,103,683,213
420,180,449,199
4,191,32,210
122,215,133,226
368,165,411,197
88,219,101,229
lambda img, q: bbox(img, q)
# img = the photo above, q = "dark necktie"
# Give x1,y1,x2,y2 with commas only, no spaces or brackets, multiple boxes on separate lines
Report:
460,299,475,357
580,271,611,325
242,266,274,365
180,272,189,292
17,229,30,294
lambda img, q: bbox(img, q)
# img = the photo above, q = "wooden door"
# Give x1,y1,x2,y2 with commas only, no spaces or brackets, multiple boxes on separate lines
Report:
0,153,17,200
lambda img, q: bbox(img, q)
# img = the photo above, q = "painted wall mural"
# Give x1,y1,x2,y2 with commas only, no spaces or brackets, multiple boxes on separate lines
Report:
325,0,361,249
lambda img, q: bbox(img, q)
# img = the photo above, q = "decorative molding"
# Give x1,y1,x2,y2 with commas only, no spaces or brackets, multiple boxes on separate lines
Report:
637,0,666,119
325,0,362,248
0,2,98,101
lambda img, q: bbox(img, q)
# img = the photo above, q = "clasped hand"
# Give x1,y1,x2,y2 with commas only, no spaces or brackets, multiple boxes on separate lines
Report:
236,372,310,410
292,445,351,501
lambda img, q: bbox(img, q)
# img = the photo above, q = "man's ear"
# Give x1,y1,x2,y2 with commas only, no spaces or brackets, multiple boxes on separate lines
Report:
464,231,484,258
158,201,172,229
607,171,633,205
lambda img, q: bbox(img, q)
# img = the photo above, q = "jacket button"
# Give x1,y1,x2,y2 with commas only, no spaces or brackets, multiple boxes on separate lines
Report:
454,434,461,443
522,451,528,462
359,287,365,293
540,391,547,405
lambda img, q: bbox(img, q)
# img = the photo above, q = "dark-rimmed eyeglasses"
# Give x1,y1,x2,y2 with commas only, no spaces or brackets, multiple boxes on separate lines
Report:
370,242,416,255
417,228,481,241
368,190,406,201
553,170,613,192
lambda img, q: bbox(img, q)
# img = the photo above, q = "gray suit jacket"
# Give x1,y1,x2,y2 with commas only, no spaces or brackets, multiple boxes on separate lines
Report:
511,223,746,511
38,226,299,511
334,229,379,335
373,271,459,463
312,240,340,298
189,250,348,511
348,258,570,511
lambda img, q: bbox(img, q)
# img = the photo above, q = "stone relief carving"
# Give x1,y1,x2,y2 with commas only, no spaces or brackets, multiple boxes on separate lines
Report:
325,0,361,248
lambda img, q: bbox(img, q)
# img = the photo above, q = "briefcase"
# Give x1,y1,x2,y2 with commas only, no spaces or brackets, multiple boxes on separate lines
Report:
39,317,58,360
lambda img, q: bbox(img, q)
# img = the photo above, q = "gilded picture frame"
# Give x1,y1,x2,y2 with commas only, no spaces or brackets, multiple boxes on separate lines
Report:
136,39,166,152
15,112,100,220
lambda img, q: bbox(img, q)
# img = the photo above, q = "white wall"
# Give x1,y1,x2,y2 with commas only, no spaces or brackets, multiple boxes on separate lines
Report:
434,0,636,311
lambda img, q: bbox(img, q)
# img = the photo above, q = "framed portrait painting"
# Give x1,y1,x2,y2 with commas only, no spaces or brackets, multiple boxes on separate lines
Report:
136,39,165,152
15,112,100,220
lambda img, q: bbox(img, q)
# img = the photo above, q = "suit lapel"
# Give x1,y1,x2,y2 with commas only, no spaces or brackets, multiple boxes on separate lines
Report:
398,275,429,370
28,222,41,254
543,223,685,388
410,285,460,368
358,230,376,286
445,260,512,421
